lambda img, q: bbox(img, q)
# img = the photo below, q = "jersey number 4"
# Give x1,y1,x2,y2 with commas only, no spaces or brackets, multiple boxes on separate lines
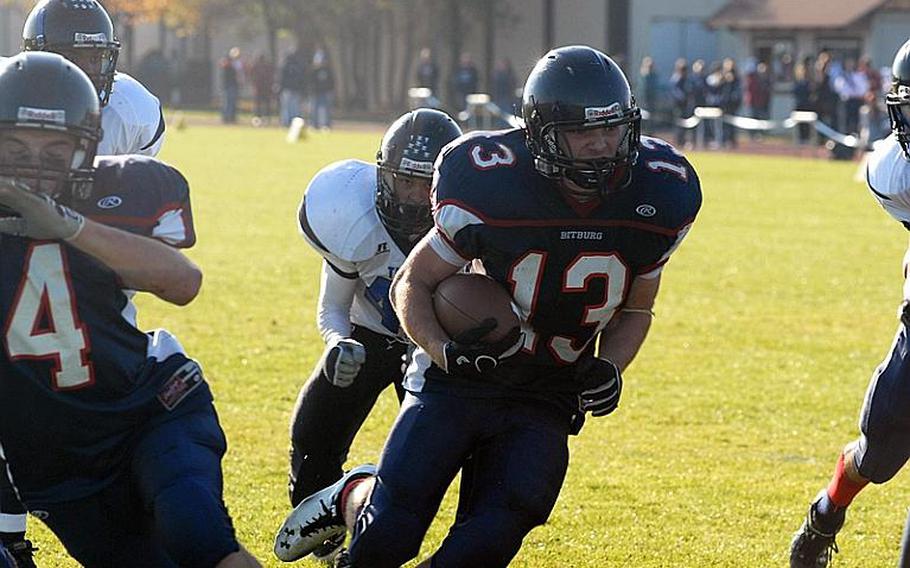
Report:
508,251,629,364
3,243,94,390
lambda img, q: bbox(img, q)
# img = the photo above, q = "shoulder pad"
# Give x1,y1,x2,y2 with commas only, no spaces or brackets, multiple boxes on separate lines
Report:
629,136,702,230
434,128,529,205
298,159,386,263
84,156,195,246
867,135,910,224
100,72,165,156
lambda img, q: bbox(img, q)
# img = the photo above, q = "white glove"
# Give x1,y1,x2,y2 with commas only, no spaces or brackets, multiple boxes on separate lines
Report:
0,177,85,241
323,338,366,388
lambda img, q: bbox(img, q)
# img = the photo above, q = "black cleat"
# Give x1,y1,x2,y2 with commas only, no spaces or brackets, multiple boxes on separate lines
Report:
6,539,38,568
790,496,845,568
313,530,346,564
333,549,352,568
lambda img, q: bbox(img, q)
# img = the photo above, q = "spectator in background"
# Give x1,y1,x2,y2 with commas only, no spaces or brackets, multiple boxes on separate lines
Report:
719,57,742,148
451,52,479,112
491,58,517,114
690,59,708,108
219,47,242,124
859,55,882,94
745,61,772,140
810,52,838,134
834,58,869,134
859,87,888,145
415,47,439,95
310,47,335,130
670,58,691,147
250,53,275,125
793,61,813,143
638,56,658,113
279,49,307,127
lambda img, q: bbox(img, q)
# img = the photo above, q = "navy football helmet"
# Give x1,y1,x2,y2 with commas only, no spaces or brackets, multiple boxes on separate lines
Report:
376,108,462,240
0,51,102,200
522,45,641,197
22,0,120,106
888,38,910,159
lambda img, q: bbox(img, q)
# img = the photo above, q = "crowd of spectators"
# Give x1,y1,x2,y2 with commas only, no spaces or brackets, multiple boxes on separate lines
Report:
640,50,891,149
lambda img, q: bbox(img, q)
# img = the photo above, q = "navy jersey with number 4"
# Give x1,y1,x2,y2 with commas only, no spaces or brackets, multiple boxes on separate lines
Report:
407,129,701,397
0,156,211,505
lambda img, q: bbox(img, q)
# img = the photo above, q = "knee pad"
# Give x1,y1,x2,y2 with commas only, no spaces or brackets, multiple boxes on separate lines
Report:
153,479,239,567
854,434,910,484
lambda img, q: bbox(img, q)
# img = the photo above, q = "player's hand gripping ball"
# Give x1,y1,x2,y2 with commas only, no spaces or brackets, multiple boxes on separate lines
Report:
433,273,521,377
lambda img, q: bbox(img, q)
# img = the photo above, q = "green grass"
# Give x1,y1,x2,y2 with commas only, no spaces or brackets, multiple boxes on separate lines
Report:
26,124,910,566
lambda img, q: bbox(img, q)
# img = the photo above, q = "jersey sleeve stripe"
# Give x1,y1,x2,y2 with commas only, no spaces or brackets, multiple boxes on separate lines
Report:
139,105,166,152
151,209,190,246
326,260,358,279
435,201,485,242
427,229,470,266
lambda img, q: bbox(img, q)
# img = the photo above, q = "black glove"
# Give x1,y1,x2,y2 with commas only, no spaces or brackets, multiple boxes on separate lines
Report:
441,318,522,378
576,356,623,417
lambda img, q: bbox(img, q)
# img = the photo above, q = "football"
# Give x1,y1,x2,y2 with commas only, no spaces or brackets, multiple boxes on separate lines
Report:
433,273,519,342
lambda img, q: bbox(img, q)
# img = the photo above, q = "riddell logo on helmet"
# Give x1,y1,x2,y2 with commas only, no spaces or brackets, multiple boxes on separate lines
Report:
399,157,433,174
73,32,107,45
17,107,65,125
585,103,622,121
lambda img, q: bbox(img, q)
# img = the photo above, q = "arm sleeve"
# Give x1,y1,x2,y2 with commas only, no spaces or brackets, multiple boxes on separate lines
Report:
317,260,356,345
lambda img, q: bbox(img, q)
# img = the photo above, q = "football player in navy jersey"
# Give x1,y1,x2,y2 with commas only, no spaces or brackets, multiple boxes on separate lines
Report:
284,108,461,562
0,52,259,567
790,38,910,568
275,45,701,567
5,5,166,561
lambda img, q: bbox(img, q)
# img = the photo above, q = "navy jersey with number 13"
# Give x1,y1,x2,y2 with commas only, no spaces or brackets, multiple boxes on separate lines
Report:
407,129,701,397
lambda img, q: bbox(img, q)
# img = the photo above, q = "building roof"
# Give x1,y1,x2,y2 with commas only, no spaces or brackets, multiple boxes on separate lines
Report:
709,0,890,30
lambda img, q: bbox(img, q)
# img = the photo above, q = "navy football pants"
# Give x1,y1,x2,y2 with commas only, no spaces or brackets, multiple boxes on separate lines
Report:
856,311,910,483
348,390,571,568
37,406,239,567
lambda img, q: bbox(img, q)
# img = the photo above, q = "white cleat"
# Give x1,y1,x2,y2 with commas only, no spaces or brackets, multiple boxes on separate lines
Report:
274,464,377,562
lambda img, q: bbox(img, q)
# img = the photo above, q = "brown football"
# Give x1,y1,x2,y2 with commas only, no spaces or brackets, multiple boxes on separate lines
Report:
433,273,519,342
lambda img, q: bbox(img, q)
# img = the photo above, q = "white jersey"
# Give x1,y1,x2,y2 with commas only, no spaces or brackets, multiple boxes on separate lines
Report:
98,72,165,157
298,159,408,338
866,134,910,300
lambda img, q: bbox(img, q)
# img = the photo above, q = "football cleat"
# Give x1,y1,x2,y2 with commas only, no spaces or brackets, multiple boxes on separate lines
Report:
274,464,376,562
6,539,37,568
333,549,352,568
790,495,844,568
312,530,346,564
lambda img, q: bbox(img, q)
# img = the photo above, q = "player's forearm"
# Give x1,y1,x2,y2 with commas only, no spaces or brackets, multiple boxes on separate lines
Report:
68,218,202,305
391,269,449,366
316,261,355,345
596,311,652,371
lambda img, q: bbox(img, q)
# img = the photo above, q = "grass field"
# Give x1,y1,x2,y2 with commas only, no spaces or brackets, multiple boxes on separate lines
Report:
26,123,910,567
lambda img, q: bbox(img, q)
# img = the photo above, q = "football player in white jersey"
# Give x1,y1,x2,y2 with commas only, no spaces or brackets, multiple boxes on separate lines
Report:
285,108,461,561
790,38,910,568
22,0,165,157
